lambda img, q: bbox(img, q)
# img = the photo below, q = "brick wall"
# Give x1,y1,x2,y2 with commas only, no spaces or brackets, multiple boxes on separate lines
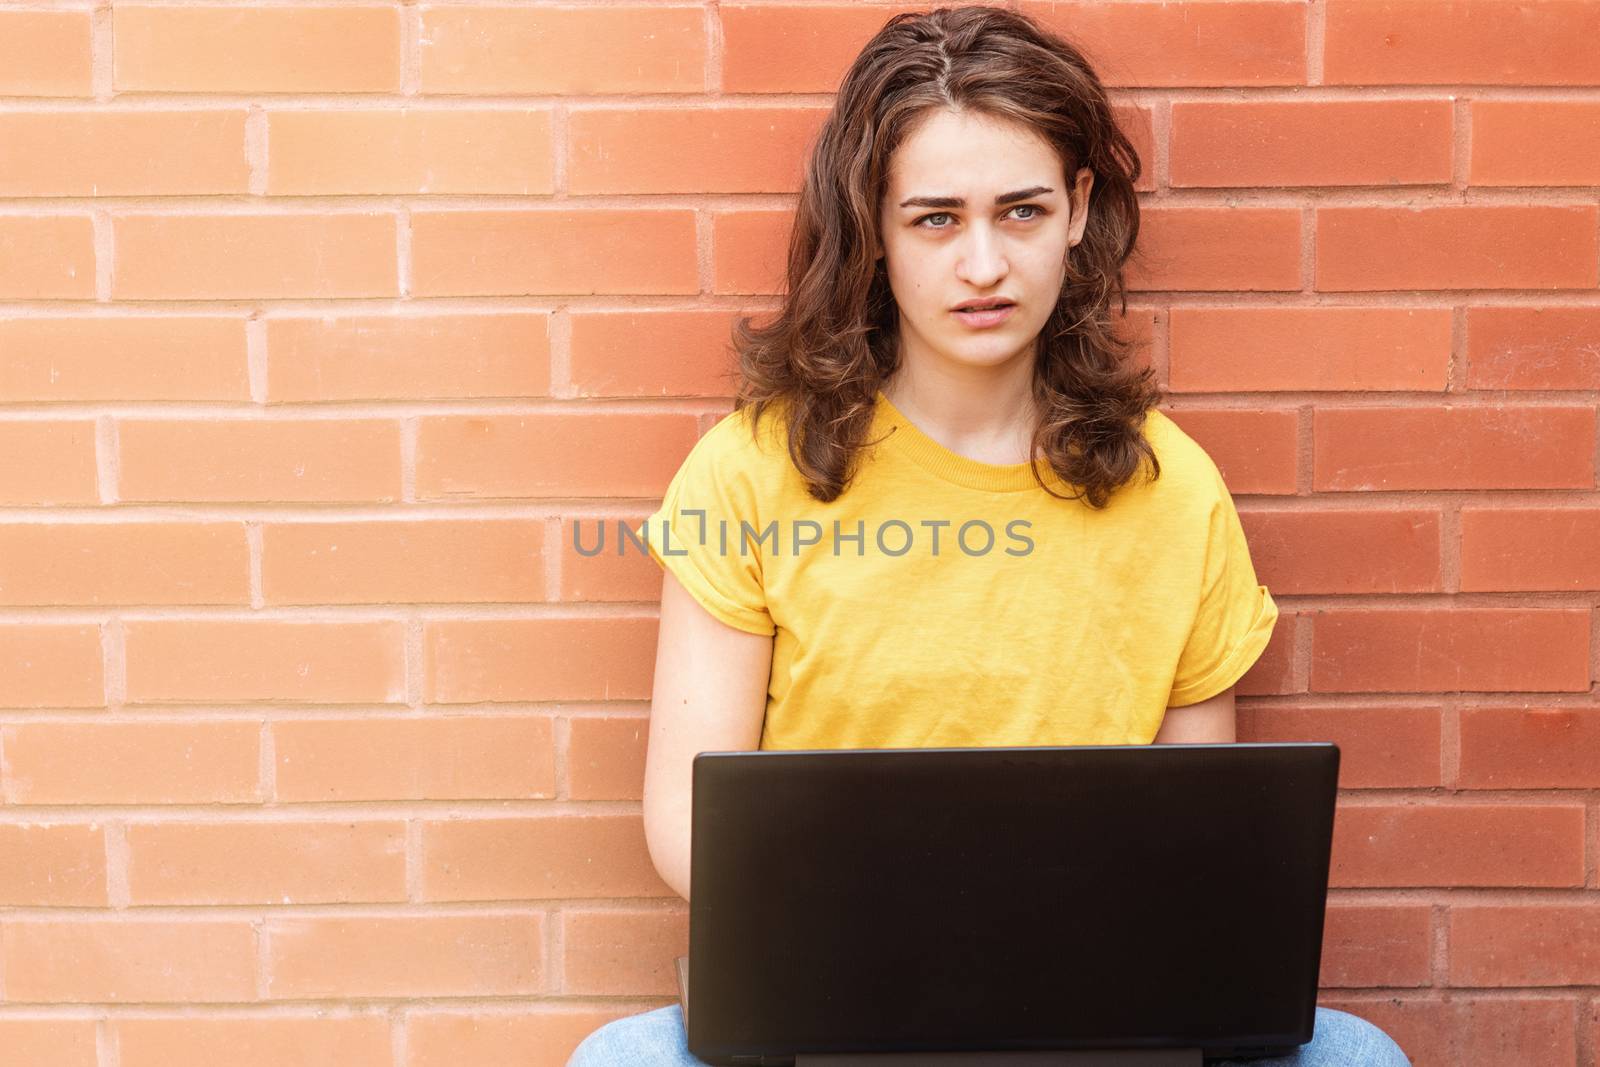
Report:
0,2,1595,1065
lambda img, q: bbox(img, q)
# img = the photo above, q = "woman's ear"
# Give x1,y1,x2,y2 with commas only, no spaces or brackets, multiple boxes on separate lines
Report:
1066,165,1095,248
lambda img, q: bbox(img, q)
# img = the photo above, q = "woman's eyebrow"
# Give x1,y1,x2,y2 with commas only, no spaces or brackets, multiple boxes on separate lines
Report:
897,185,1055,209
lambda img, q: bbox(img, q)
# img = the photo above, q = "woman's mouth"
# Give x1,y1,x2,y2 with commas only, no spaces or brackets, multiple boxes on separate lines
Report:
952,303,1016,328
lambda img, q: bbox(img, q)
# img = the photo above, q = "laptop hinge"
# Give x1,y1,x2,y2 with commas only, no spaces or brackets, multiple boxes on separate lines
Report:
795,1050,1203,1066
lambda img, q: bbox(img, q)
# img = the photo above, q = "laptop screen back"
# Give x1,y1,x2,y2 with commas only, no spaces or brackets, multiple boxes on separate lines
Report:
687,742,1339,1064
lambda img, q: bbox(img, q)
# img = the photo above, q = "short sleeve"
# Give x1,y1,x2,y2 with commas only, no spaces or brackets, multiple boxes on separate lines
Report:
1166,462,1279,707
631,417,776,636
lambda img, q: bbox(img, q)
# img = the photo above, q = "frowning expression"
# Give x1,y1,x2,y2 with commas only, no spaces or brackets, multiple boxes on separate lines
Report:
877,107,1094,373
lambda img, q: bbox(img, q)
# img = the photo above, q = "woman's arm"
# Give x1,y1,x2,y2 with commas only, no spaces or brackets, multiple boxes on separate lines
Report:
1152,685,1237,745
641,569,775,903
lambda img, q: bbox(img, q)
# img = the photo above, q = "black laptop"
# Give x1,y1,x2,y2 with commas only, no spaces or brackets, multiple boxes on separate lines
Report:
680,742,1340,1066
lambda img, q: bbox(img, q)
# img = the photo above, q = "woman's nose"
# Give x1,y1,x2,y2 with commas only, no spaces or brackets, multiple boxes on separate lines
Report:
958,228,1008,285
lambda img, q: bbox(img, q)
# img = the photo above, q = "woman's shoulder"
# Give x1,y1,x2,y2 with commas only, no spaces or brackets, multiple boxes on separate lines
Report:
693,399,794,471
667,399,805,508
1129,406,1231,503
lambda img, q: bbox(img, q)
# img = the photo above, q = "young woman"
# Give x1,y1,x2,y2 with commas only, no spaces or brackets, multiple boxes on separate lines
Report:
570,6,1411,1065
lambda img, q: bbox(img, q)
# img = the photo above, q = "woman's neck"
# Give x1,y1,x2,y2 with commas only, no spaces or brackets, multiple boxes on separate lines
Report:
880,365,1042,466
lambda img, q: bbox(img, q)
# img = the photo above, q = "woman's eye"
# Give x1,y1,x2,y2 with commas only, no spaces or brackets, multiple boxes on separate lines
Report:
916,205,1044,229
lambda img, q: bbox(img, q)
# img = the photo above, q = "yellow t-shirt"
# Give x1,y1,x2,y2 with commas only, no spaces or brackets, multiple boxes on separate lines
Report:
634,389,1278,750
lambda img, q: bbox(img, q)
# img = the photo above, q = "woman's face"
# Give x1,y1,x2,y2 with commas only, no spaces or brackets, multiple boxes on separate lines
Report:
877,107,1095,377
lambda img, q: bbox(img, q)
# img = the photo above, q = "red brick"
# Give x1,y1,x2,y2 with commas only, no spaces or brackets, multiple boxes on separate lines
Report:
1,920,256,1003
567,714,650,801
1330,803,1585,887
112,213,398,301
265,915,543,999
415,411,700,500
0,625,104,709
711,209,791,295
1238,609,1301,696
273,715,555,803
118,418,402,504
420,814,670,902
1171,100,1453,188
1169,307,1451,393
1450,905,1600,987
126,820,407,905
1240,509,1442,595
0,111,248,197
0,421,97,504
0,316,247,402
409,1009,626,1067
267,109,555,196
1326,0,1600,86
1159,408,1300,495
267,312,550,402
1466,306,1600,391
0,522,247,606
721,4,921,93
117,1017,391,1067
425,618,657,704
1319,904,1433,988
1459,705,1600,789
1313,406,1596,491
3,721,258,805
1130,208,1302,292
569,107,826,194
0,11,92,96
1118,106,1157,192
1316,205,1599,291
570,310,742,398
261,519,547,605
1471,100,1600,186
1311,608,1591,694
1461,507,1600,591
560,512,665,606
0,216,95,299
563,909,688,996
0,824,106,906
411,210,697,297
1118,306,1159,371
1024,1,1306,88
0,1020,96,1067
124,620,405,706
1237,705,1443,788
1445,998,1580,1067
420,5,706,95
1316,996,1578,1067
113,4,400,93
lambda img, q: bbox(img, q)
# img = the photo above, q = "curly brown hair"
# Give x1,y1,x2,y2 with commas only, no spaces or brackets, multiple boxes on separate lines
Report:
730,3,1163,509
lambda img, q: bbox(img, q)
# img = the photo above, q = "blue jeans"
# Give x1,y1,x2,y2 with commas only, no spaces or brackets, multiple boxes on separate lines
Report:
567,1004,1411,1066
